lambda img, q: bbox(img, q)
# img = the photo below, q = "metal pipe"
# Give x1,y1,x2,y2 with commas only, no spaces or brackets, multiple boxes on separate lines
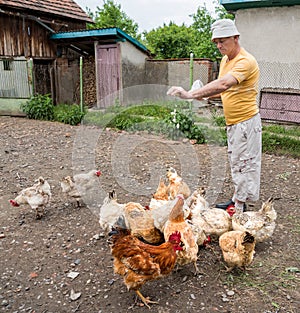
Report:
80,56,83,112
189,52,194,89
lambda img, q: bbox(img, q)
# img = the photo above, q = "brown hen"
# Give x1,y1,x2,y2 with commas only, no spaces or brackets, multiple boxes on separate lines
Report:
163,195,200,274
110,227,182,308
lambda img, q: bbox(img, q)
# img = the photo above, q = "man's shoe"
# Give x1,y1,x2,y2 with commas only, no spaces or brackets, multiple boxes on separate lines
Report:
215,200,234,210
215,200,247,211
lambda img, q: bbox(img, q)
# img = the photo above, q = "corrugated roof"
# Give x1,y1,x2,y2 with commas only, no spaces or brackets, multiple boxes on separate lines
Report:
0,0,92,22
50,28,151,55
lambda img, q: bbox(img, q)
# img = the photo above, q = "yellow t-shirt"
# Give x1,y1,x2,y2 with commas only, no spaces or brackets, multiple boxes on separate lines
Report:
219,48,259,125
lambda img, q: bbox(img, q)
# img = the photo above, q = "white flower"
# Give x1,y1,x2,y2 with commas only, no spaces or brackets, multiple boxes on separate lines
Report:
176,123,180,129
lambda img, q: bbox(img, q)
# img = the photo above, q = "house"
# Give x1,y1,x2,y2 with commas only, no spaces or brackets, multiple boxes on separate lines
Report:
0,0,92,114
220,0,300,123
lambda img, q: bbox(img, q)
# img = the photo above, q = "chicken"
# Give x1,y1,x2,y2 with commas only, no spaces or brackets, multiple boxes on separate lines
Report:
150,196,191,233
110,226,183,308
231,198,276,242
166,167,191,199
124,202,164,244
99,190,125,233
152,177,169,201
9,176,51,219
219,230,256,272
60,169,101,206
163,195,199,274
188,189,232,239
148,177,169,212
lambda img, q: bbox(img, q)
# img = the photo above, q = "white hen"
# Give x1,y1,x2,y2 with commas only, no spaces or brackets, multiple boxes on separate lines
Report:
9,177,51,219
99,190,126,233
60,169,101,206
231,198,276,242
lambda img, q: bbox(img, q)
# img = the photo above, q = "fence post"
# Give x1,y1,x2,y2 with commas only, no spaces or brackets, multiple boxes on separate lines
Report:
80,56,83,112
189,52,194,89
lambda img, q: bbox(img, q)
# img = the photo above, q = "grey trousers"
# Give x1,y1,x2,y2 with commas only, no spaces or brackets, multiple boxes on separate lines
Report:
227,113,262,203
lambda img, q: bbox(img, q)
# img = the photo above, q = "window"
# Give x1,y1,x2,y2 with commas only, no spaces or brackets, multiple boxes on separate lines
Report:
3,59,13,71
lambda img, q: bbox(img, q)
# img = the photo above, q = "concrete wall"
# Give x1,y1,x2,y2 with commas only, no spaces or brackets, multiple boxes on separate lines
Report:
120,41,148,105
236,6,300,90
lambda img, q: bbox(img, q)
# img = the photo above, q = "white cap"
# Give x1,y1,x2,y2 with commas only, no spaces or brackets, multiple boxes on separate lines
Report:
211,19,240,40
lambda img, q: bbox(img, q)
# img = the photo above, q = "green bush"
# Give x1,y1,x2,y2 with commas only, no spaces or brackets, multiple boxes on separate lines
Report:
164,109,207,143
20,94,54,120
53,104,86,126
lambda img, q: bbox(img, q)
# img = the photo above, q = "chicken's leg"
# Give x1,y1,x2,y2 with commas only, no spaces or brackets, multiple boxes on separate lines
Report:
135,290,158,309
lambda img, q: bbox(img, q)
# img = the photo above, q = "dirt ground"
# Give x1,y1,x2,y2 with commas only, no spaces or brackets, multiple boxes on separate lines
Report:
0,116,299,313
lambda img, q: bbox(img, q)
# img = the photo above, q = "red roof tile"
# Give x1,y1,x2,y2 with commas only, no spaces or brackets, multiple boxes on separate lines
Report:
0,0,93,22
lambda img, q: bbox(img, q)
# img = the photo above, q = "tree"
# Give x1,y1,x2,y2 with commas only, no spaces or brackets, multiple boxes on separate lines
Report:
191,3,234,59
87,0,140,40
143,2,234,60
144,22,194,59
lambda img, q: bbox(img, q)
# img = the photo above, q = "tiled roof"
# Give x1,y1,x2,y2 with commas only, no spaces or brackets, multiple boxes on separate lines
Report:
0,0,93,22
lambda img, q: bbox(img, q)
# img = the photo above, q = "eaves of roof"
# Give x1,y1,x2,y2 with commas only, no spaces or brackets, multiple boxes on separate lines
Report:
0,0,92,23
50,28,150,55
220,0,300,11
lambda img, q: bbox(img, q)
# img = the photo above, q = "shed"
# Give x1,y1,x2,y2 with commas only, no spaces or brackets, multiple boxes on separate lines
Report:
50,28,152,108
0,0,92,114
220,0,300,124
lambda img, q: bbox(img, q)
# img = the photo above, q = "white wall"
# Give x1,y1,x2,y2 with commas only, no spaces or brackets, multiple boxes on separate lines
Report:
236,6,300,90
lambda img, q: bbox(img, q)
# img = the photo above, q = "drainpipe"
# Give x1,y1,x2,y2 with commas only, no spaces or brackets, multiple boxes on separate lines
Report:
80,56,83,112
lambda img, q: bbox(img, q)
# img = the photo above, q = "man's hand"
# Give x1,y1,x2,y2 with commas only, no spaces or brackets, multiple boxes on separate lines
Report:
167,86,192,99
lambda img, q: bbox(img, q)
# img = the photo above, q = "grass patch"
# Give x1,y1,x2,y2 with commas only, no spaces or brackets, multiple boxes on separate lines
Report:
263,124,300,137
83,102,300,157
262,132,300,158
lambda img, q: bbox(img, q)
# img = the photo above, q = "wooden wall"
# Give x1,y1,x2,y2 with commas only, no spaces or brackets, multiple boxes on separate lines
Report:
0,12,86,58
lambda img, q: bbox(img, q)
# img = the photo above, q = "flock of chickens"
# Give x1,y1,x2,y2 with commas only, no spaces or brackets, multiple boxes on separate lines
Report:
9,167,277,308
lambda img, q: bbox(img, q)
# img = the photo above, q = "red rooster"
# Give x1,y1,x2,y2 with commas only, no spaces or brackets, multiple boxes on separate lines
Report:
110,226,183,308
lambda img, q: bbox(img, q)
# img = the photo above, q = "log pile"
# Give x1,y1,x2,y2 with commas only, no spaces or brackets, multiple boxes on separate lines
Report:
83,56,97,108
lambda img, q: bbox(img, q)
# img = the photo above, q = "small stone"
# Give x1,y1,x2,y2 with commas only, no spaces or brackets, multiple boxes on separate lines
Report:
70,289,81,301
0,234,5,239
67,271,79,280
190,293,196,300
227,290,235,296
92,234,100,240
1,299,9,307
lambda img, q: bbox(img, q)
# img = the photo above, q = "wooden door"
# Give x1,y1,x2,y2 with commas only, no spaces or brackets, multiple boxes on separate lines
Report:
96,43,121,108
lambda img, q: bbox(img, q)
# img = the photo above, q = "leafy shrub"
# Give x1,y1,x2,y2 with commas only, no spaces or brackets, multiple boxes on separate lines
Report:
211,109,226,127
164,109,206,143
53,104,86,126
20,94,54,120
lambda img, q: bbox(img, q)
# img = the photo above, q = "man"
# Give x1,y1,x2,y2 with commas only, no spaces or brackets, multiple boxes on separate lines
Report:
167,19,261,212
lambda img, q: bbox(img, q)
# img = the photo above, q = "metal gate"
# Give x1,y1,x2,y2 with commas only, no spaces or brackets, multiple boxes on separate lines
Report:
0,58,32,98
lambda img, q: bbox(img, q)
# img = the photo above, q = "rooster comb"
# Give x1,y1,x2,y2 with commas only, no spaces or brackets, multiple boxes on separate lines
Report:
169,231,181,242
